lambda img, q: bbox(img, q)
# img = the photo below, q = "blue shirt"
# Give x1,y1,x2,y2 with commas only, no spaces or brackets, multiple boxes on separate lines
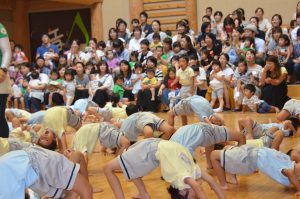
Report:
36,44,59,57
190,95,214,121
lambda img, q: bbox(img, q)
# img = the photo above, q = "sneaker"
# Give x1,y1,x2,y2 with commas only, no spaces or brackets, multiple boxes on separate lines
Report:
213,107,223,113
223,107,231,111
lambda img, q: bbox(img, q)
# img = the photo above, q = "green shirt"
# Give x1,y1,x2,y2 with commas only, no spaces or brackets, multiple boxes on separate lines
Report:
113,84,124,98
0,23,8,67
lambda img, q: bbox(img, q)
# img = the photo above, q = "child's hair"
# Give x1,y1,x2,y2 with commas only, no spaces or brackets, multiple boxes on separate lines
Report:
131,18,139,25
286,149,294,156
50,69,59,77
140,39,150,46
114,74,124,83
165,30,172,37
156,45,163,51
168,186,185,199
106,49,115,57
14,44,23,51
163,37,173,50
134,63,143,71
152,32,161,40
212,59,221,67
126,103,139,116
130,51,139,60
179,54,189,63
279,34,290,46
146,67,155,74
238,59,247,67
110,93,120,107
31,70,39,79
97,40,106,49
244,37,255,46
188,53,198,62
272,26,283,35
200,48,210,57
244,84,256,93
289,117,299,132
290,19,297,29
167,67,176,77
171,55,180,62
64,68,75,80
41,137,57,151
191,65,199,72
172,41,180,49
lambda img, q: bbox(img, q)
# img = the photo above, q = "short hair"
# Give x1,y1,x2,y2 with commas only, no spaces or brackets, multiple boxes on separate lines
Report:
255,7,264,15
110,93,120,107
152,32,161,40
140,39,150,46
165,30,172,37
206,7,213,12
212,59,221,66
14,44,23,51
140,11,148,18
50,68,59,76
286,149,293,156
172,41,180,48
97,40,106,49
131,18,139,24
31,70,39,79
134,62,143,70
179,54,189,62
244,84,256,93
214,11,223,18
126,104,139,116
112,39,123,48
188,53,198,61
114,74,124,82
279,34,291,46
163,37,173,49
168,186,185,199
272,26,283,34
64,68,75,79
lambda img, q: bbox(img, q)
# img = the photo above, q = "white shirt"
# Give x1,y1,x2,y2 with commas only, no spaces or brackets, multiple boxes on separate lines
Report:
209,70,224,90
67,51,86,62
84,50,104,63
12,84,21,98
258,18,272,31
242,95,263,111
128,37,143,52
291,26,300,43
96,74,114,94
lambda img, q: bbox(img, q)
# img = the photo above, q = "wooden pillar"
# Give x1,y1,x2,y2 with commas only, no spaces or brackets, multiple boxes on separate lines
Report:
185,0,198,33
129,0,144,28
91,0,103,40
12,0,30,60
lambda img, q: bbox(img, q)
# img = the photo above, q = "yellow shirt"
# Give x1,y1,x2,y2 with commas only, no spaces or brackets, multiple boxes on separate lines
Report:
156,140,201,190
18,110,31,120
10,128,32,143
246,139,264,148
149,42,162,50
105,102,127,119
176,67,194,86
40,106,68,138
0,138,9,156
142,77,157,85
72,123,100,154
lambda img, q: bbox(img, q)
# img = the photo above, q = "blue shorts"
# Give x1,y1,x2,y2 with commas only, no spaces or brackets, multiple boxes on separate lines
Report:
258,102,271,113
0,150,38,198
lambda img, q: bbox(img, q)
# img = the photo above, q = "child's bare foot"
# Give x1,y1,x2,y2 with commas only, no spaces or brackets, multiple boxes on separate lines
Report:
227,174,238,184
93,187,103,193
220,184,229,190
151,97,155,101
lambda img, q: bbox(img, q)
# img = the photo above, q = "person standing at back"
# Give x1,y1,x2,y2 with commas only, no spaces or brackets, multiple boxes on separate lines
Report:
0,22,12,138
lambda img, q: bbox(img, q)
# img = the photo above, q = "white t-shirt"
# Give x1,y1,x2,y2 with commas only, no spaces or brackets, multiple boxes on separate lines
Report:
242,95,263,111
67,51,86,62
128,37,143,52
84,50,105,63
12,84,21,98
96,74,114,94
196,67,207,90
258,18,272,31
209,70,224,90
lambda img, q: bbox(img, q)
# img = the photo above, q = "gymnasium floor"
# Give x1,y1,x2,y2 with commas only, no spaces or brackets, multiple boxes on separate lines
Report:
66,111,300,199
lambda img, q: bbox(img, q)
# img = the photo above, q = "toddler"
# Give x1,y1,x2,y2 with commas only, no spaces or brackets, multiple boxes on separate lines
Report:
142,68,157,101
131,63,143,100
63,69,76,106
209,59,224,113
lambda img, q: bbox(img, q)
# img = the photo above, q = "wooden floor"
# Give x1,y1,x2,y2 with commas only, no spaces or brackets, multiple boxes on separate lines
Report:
66,111,300,199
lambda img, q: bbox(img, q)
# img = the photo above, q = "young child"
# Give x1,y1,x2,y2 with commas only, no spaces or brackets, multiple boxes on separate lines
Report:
104,138,225,199
242,37,255,56
277,34,292,82
63,69,76,106
210,145,300,195
119,111,175,142
200,48,213,76
209,59,225,113
131,63,143,100
242,84,280,113
11,78,25,109
166,67,180,108
172,55,195,99
155,46,168,76
0,145,92,198
168,95,224,126
172,41,182,56
47,69,63,107
170,122,246,169
142,68,157,101
88,72,101,101
106,50,120,75
277,99,300,122
12,44,28,65
129,51,138,70
28,70,44,112
232,60,253,111
149,32,162,51
113,74,125,99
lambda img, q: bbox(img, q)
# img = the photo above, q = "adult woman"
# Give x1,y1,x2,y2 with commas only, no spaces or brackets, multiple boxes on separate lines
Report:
222,29,241,65
245,49,262,94
83,38,103,65
128,27,143,52
67,40,85,66
260,55,290,109
201,33,222,60
219,53,234,111
172,21,194,44
180,35,198,58
222,16,235,42
213,11,225,41
112,39,129,62
0,22,11,138
106,28,118,50
265,14,288,44
197,22,213,47
146,20,167,43
137,56,163,112
120,60,134,101
93,61,114,107
138,39,153,66
255,7,272,32
293,1,300,19
73,62,89,102
117,19,131,43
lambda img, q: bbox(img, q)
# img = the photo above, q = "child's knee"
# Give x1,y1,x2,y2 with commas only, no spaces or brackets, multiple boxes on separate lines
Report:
210,150,220,161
